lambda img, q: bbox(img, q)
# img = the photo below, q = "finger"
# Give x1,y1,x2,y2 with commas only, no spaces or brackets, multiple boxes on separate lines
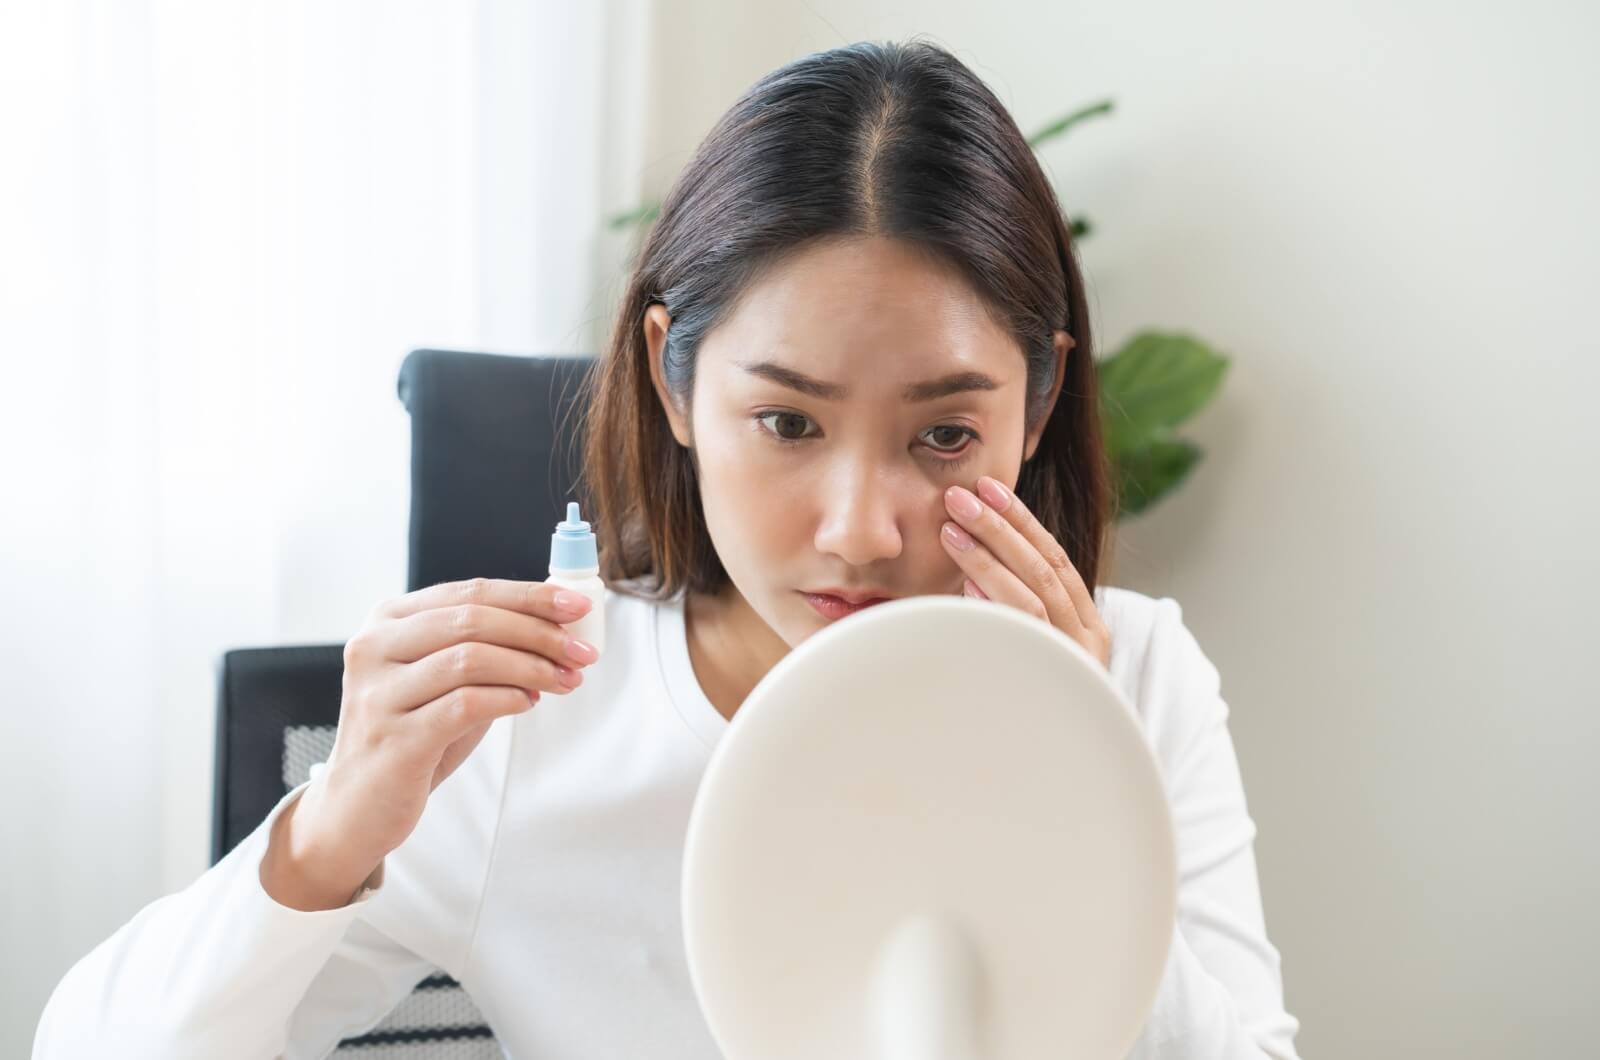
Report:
386,640,583,714
940,519,1047,622
410,684,540,746
945,484,1082,633
377,577,593,623
380,603,600,669
973,477,1100,630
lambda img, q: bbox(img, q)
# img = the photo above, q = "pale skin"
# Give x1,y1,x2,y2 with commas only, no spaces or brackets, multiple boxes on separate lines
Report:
645,234,1112,721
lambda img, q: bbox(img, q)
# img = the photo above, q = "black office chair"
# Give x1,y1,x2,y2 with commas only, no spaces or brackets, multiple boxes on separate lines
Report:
212,350,597,1055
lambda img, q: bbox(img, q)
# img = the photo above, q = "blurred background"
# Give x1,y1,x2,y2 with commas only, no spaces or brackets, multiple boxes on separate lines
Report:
3,1,1596,1057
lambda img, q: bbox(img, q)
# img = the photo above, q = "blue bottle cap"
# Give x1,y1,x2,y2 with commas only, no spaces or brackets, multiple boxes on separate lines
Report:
550,501,598,571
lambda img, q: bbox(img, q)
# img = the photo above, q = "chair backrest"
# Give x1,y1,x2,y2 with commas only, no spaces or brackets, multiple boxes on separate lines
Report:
213,350,597,1055
397,349,596,592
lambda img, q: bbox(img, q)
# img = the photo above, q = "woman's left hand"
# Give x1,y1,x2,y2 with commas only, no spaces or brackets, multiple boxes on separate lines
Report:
940,475,1112,670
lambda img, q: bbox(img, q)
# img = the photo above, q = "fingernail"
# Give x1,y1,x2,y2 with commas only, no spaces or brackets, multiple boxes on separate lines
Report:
554,590,591,614
945,486,982,520
943,522,976,551
565,637,599,664
976,477,1011,512
556,664,583,688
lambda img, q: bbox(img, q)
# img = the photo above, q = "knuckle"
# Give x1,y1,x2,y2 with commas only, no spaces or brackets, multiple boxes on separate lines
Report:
447,642,482,676
461,577,492,604
448,603,482,639
1026,555,1057,589
435,692,467,732
342,633,369,669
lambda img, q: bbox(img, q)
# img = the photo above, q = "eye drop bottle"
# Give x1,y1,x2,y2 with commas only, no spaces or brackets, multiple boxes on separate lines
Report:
547,501,605,655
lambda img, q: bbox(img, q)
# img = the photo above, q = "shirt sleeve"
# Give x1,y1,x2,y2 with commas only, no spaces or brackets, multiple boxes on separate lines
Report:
1124,598,1304,1060
32,770,435,1060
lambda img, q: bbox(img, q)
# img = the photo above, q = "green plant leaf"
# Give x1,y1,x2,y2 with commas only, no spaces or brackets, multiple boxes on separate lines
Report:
1097,331,1229,456
1026,99,1115,150
607,202,660,230
1114,439,1202,518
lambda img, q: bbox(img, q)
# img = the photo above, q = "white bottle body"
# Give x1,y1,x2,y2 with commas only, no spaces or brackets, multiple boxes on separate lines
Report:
546,566,605,655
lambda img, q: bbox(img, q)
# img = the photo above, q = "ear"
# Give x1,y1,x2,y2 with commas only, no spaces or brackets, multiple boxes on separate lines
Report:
644,303,693,448
1022,330,1076,462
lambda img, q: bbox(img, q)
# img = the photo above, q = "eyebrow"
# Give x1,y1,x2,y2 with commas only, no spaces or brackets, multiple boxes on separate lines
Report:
734,360,1002,402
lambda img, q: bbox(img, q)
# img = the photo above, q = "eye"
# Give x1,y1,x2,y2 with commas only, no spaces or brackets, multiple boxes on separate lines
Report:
753,410,818,443
921,424,978,456
751,411,981,462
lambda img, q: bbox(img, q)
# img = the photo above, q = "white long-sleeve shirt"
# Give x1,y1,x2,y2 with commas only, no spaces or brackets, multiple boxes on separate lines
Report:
34,584,1303,1059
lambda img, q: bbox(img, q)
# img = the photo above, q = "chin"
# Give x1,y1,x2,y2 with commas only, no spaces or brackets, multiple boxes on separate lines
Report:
749,591,810,648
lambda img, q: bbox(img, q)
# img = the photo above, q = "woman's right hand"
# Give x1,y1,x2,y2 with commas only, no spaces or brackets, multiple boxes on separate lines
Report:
261,577,600,910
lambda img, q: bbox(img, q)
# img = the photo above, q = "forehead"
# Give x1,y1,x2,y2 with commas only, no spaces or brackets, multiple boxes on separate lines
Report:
700,236,1022,384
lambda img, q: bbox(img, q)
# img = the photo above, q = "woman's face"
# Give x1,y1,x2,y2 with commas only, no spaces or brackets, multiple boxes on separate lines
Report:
646,235,1069,649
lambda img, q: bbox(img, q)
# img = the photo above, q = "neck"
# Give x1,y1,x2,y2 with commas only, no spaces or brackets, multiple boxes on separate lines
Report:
684,582,790,722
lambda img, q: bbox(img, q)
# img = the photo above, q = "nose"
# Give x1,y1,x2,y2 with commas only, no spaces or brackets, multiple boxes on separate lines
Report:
812,461,904,567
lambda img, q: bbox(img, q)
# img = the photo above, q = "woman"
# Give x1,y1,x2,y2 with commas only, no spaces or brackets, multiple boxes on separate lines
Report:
35,39,1301,1059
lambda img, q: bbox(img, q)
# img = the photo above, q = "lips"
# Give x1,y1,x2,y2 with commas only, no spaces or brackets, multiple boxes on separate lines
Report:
801,591,895,621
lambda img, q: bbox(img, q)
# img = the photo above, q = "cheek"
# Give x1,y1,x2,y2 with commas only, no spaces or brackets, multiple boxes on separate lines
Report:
692,425,769,513
689,426,799,561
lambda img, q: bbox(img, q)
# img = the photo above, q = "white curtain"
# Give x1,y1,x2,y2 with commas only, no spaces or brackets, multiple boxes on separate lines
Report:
0,0,651,1047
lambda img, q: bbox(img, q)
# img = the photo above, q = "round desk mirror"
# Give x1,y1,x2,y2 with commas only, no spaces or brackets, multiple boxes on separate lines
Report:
682,594,1177,1060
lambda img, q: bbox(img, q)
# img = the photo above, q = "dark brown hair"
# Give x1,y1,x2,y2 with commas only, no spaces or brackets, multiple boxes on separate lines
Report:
579,38,1114,602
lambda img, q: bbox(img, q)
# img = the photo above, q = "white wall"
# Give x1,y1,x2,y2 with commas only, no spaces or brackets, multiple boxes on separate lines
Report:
636,3,1597,1056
